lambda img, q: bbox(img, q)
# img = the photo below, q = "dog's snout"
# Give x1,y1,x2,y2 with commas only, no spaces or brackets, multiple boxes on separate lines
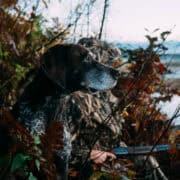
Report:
111,69,120,80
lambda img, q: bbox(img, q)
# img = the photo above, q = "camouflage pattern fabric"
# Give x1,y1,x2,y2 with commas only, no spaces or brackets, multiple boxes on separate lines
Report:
59,91,122,169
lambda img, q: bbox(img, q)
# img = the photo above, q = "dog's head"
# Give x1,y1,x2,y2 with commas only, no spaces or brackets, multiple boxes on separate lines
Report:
41,44,119,92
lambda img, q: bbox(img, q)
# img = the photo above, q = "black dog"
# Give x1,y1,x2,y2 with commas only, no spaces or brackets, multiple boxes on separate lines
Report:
12,44,119,179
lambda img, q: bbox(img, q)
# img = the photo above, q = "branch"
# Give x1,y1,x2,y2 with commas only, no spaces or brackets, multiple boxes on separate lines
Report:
143,104,180,168
98,0,109,40
36,24,72,52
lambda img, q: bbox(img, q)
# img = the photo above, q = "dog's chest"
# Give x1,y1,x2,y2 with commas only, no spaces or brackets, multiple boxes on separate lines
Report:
18,95,70,132
18,95,72,159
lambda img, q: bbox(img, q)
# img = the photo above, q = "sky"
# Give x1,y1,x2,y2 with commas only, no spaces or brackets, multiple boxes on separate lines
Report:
47,0,180,42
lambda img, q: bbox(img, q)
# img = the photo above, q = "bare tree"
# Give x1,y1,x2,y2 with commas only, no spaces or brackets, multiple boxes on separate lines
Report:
98,0,109,39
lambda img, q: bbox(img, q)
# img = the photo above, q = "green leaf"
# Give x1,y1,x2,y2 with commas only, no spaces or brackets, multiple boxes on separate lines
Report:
28,172,37,180
35,159,40,171
33,135,41,145
11,153,32,172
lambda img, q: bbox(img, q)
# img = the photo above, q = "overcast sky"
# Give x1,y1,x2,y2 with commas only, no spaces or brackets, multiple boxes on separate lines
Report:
47,0,180,42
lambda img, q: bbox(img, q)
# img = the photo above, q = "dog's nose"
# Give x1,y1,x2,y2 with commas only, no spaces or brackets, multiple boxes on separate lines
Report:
111,69,120,80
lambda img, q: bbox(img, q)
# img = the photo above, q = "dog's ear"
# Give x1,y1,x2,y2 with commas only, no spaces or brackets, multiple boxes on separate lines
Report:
40,44,89,89
40,45,68,89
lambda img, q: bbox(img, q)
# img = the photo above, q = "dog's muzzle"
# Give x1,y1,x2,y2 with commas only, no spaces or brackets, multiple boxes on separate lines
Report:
81,62,119,91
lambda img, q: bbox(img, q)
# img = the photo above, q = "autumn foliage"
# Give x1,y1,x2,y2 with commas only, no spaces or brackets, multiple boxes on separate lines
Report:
112,34,179,146
0,0,180,179
0,0,67,108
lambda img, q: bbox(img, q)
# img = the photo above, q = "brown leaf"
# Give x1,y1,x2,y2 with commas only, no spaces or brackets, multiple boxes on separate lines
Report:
69,170,78,177
0,0,18,8
113,58,122,68
157,63,166,74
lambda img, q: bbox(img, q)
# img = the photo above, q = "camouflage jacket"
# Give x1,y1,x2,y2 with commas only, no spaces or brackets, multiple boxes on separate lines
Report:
59,91,123,169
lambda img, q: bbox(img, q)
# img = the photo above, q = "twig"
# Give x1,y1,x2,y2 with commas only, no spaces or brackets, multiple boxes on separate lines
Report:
143,105,180,168
36,24,72,52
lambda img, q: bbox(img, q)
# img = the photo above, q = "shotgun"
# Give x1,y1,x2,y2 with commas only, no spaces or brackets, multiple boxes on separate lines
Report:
113,144,180,155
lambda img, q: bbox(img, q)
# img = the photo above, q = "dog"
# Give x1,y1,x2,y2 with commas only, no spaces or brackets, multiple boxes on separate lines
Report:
12,43,119,179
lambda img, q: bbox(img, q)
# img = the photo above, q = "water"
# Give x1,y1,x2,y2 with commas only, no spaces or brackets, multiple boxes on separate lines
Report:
161,54,180,79
115,41,180,78
159,95,180,125
160,55,180,125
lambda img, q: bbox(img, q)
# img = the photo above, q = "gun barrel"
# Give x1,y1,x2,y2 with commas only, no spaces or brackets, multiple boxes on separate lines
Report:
113,144,180,155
